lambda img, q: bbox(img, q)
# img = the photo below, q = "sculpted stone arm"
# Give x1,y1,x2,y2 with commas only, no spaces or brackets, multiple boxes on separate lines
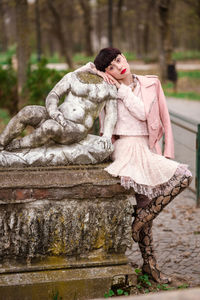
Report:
45,74,71,127
103,99,117,138
74,62,98,74
98,99,117,150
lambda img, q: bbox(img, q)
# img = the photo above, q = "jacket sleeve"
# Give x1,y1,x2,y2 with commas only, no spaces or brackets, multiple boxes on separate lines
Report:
156,79,174,158
118,84,146,121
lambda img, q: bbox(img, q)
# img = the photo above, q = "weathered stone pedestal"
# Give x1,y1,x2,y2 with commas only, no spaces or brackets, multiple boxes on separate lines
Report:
0,164,136,300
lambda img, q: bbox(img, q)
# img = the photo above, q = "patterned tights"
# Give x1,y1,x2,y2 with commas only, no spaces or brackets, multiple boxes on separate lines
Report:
133,172,192,283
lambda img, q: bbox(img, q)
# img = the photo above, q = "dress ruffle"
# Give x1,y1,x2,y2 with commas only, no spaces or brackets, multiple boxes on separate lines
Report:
104,135,191,200
120,164,190,199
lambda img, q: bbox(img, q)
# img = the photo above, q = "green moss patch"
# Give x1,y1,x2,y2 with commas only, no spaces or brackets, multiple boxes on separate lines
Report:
77,72,103,84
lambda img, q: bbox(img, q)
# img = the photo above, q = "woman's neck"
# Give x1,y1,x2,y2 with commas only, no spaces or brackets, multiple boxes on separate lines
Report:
118,73,133,86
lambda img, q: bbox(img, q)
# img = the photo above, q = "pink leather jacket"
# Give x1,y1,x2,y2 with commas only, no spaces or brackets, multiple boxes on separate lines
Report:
100,75,174,159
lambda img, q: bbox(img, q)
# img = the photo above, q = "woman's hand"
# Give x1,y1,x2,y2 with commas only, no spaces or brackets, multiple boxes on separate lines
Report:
97,71,120,89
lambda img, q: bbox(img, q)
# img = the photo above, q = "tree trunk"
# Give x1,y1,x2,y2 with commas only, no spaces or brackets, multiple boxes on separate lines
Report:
47,0,73,69
35,0,42,62
115,0,124,49
15,0,30,109
157,0,173,81
143,0,154,56
133,0,143,59
0,0,8,52
79,0,94,56
108,0,113,47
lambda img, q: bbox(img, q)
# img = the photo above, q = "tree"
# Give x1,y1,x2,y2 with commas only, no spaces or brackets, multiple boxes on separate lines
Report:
181,0,200,49
15,0,30,109
114,0,124,49
79,0,94,56
143,0,155,56
0,0,8,51
35,0,42,62
108,0,113,47
47,0,73,68
156,0,173,81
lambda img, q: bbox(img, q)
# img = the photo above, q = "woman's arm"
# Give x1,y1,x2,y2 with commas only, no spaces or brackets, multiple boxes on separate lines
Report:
118,84,146,121
156,79,174,158
98,72,146,121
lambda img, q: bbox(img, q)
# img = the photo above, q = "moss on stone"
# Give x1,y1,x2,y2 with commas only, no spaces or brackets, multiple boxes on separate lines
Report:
94,228,106,249
77,72,103,84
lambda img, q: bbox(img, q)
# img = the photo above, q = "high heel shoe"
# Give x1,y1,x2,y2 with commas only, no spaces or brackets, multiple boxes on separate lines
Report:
142,262,172,284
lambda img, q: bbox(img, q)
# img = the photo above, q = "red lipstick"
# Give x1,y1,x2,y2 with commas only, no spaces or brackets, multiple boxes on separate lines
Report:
121,68,126,74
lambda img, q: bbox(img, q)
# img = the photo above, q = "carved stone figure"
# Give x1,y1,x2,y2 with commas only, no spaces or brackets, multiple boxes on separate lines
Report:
0,69,118,166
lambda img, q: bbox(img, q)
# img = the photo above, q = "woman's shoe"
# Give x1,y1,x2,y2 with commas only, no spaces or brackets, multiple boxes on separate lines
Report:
142,262,172,284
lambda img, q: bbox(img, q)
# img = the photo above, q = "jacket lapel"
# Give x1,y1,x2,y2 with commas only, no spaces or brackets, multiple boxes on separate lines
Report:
136,75,157,116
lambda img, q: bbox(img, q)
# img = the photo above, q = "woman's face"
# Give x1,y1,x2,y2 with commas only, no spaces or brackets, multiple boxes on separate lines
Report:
105,54,131,79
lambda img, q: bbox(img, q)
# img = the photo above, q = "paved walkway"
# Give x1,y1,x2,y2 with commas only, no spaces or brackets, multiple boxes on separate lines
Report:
46,61,200,72
167,97,200,124
126,189,200,287
129,61,200,71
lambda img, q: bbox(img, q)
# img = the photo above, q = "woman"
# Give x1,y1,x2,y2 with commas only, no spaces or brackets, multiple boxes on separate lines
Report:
89,47,192,283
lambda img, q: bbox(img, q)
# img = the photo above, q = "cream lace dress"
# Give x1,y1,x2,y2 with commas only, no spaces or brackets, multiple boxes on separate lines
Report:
104,77,191,200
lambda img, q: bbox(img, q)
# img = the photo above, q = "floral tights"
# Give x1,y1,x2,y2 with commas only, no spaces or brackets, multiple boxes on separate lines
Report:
133,171,192,283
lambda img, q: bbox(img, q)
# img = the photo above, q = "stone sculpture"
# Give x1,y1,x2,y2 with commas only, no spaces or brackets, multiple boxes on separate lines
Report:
0,66,136,299
0,69,118,167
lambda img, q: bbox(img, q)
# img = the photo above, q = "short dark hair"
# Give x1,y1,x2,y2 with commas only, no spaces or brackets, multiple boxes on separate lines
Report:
94,47,121,72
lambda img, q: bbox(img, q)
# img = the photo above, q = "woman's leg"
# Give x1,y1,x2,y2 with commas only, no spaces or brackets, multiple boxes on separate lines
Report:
132,171,192,242
134,195,171,283
138,220,171,283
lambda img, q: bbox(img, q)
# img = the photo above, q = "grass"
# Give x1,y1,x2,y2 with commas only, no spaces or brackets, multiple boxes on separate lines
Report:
123,52,137,61
163,72,200,101
104,268,190,298
1,47,200,66
0,45,16,65
73,53,95,64
1,47,200,102
163,81,200,101
30,52,63,64
178,70,200,79
72,51,137,65
172,50,200,61
164,90,200,101
0,109,10,132
0,109,10,124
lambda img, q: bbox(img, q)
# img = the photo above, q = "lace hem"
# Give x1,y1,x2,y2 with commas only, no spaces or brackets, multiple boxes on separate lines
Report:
120,164,192,200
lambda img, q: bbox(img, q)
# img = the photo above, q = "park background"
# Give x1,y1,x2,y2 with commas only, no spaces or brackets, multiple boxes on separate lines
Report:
0,0,200,119
0,0,200,192
0,0,200,296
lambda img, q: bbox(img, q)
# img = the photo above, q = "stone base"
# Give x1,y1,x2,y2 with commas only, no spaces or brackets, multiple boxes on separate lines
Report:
0,164,135,299
0,264,137,300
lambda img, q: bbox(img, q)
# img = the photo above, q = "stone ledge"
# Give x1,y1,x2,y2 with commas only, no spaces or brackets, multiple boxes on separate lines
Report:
0,163,122,188
0,253,129,274
0,184,130,203
0,264,137,300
